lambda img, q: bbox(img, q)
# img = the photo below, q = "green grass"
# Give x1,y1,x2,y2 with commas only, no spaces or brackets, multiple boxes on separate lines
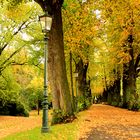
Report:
2,119,79,140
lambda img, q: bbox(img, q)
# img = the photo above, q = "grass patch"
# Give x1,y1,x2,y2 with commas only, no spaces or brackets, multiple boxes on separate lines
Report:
2,118,79,140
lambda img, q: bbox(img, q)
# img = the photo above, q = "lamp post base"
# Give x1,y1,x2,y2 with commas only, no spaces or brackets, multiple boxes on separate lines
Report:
41,127,49,133
41,107,49,133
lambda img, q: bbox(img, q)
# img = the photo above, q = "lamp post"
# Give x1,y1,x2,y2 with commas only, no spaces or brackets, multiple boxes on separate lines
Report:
39,12,52,133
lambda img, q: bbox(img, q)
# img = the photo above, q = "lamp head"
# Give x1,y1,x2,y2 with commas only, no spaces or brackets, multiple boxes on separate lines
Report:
39,12,52,33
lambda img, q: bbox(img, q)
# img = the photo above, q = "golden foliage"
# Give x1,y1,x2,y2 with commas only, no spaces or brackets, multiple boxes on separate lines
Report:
101,0,140,65
5,3,31,21
63,0,97,60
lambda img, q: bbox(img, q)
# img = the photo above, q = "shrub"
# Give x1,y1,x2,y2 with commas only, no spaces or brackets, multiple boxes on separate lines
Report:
111,101,118,107
0,90,29,117
77,96,92,112
51,109,76,125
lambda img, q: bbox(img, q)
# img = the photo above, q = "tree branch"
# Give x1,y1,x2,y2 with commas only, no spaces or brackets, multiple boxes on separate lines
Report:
1,46,24,67
11,61,28,66
0,19,33,55
0,45,25,73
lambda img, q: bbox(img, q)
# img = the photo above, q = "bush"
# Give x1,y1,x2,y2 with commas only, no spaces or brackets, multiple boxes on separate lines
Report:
128,101,140,111
51,109,76,125
22,88,52,111
0,90,29,117
111,101,118,107
77,96,92,112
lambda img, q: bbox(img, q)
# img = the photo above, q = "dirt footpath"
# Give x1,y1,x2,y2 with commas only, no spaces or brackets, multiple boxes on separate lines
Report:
0,111,41,139
78,104,140,140
0,105,140,140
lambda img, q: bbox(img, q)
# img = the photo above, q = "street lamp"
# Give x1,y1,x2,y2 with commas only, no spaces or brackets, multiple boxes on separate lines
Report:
39,12,52,133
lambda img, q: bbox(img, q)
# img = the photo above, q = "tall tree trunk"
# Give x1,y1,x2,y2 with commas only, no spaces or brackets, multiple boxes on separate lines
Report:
76,58,88,97
69,51,75,111
107,68,121,106
48,3,72,115
102,64,108,102
75,58,91,110
35,0,73,124
108,79,121,106
123,35,138,110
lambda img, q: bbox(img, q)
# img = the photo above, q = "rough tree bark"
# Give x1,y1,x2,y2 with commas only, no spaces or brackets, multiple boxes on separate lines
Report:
35,0,73,121
75,58,91,110
123,35,139,110
75,58,89,97
48,2,72,114
107,79,121,106
102,64,108,102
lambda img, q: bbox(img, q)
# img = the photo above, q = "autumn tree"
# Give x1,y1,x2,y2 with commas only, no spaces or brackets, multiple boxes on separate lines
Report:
63,0,97,110
35,0,74,123
0,1,43,74
0,1,45,116
100,0,140,109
